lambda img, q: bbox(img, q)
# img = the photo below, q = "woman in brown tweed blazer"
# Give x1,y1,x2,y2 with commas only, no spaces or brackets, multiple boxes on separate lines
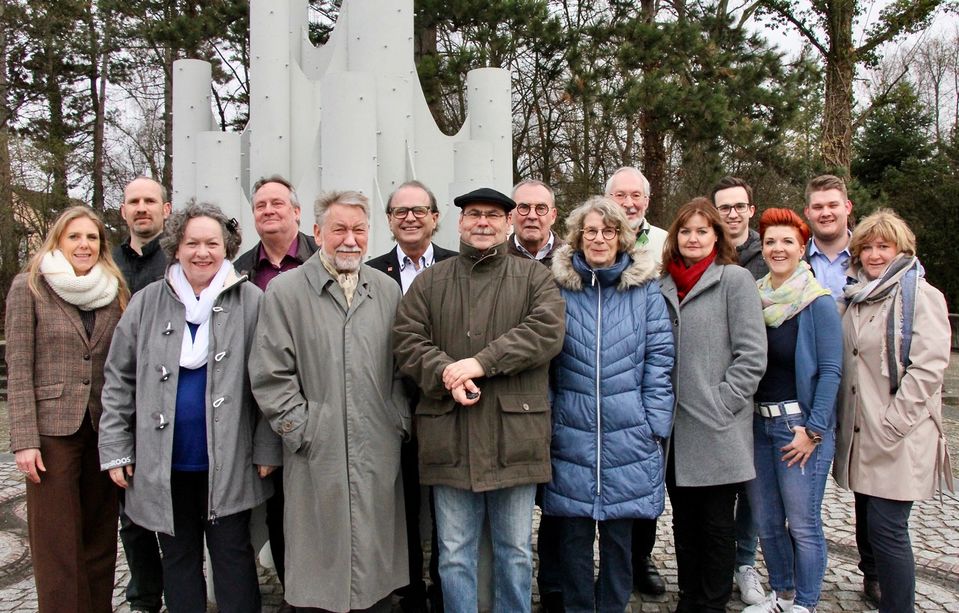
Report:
5,206,129,613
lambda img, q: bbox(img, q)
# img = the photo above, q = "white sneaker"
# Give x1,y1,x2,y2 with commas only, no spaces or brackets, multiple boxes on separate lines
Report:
735,565,766,605
742,590,794,612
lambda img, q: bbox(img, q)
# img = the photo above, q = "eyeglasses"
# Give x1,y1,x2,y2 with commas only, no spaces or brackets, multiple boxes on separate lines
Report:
716,203,750,215
582,227,619,241
389,206,432,219
516,203,551,216
462,210,506,220
611,191,647,202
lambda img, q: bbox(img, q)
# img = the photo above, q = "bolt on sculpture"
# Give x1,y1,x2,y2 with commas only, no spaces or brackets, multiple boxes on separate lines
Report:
172,0,512,253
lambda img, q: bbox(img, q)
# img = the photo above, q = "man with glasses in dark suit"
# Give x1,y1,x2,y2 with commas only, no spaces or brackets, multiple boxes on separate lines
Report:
368,180,456,612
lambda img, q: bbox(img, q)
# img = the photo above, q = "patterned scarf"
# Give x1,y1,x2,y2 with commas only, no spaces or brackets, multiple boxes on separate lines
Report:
757,261,830,327
319,251,359,307
40,250,118,310
843,254,923,392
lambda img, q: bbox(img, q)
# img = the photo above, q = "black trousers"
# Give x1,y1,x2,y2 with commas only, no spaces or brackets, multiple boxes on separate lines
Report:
157,471,260,613
265,468,287,587
535,484,564,596
855,492,916,612
562,517,633,613
395,435,442,607
666,457,739,613
119,492,164,611
630,517,658,577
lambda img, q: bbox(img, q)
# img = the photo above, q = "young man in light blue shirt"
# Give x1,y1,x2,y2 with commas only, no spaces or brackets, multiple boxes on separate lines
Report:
803,174,853,299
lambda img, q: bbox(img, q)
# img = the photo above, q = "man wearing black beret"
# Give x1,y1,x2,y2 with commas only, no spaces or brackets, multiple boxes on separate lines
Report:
393,187,566,613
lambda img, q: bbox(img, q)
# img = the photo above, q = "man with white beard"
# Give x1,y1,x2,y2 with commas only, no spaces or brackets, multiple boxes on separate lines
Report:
251,191,410,612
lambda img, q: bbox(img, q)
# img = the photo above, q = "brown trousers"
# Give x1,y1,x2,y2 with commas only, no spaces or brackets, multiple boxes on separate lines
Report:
27,414,118,613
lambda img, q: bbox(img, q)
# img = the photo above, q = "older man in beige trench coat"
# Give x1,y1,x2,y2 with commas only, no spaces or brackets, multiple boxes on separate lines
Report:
251,190,410,612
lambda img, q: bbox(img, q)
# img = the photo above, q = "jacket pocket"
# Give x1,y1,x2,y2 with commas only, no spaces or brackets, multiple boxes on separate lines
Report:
707,383,741,428
498,394,550,466
417,399,460,467
34,382,64,401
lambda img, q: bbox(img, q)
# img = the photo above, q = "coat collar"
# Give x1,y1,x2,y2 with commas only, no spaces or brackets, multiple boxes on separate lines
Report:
303,252,375,318
552,243,659,291
661,261,724,309
458,240,508,266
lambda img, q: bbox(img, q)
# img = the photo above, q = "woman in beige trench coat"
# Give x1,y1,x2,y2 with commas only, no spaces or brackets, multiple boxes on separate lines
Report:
834,209,953,613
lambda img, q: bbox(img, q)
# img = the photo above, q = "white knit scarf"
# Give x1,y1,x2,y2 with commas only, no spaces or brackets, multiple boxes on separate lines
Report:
169,260,233,369
39,250,118,311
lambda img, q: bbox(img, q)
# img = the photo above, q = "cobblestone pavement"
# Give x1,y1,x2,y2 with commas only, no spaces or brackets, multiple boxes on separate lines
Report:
0,459,956,612
0,355,957,611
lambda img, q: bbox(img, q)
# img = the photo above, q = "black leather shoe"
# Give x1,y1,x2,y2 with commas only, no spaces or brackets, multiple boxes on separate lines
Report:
863,578,881,607
540,590,565,613
635,556,666,595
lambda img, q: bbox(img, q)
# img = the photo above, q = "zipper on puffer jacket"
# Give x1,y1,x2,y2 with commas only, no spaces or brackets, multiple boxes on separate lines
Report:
593,271,602,497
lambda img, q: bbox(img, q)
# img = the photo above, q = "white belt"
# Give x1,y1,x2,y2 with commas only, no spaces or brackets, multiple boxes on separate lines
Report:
754,401,802,418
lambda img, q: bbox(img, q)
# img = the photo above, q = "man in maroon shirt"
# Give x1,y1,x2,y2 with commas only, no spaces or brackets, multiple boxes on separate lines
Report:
233,175,316,612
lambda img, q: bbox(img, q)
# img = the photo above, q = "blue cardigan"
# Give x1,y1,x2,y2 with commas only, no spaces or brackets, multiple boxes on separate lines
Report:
793,295,843,434
544,247,675,520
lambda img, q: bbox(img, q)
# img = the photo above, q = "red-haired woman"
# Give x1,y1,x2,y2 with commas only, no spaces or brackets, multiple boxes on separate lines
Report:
5,206,129,612
742,209,842,613
660,197,767,613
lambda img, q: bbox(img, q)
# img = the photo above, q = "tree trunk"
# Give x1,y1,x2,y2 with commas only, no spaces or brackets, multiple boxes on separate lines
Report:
638,0,668,222
44,42,70,212
88,0,108,211
0,0,21,321
822,0,855,176
640,112,668,226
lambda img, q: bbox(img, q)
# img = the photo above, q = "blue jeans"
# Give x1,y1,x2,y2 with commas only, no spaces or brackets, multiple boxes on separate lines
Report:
561,517,632,613
746,413,834,609
433,484,537,613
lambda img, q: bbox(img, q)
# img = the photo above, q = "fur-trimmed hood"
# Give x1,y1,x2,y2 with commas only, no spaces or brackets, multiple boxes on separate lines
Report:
551,243,659,291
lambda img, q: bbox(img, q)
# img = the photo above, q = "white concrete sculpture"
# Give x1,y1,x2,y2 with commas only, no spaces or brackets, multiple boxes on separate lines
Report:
172,0,513,254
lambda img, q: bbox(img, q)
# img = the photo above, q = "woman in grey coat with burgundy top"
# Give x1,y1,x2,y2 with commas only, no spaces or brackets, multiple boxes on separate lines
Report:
659,198,767,613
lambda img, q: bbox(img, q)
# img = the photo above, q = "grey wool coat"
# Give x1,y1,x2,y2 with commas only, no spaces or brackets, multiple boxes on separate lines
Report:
660,262,767,487
98,271,281,535
250,254,410,612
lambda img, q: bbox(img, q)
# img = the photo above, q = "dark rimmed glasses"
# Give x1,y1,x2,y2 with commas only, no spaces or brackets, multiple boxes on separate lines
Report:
716,203,750,215
389,206,432,219
516,203,551,216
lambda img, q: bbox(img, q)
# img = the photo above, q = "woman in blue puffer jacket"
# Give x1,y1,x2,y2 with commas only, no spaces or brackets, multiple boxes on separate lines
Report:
545,196,675,613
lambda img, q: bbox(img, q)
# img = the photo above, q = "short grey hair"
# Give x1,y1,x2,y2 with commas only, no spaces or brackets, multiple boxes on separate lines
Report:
161,201,242,261
511,179,555,206
604,167,651,198
564,196,637,253
314,190,370,227
252,175,301,209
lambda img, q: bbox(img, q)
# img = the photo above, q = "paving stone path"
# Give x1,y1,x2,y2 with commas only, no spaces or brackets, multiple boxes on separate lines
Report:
0,457,956,612
0,351,956,612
